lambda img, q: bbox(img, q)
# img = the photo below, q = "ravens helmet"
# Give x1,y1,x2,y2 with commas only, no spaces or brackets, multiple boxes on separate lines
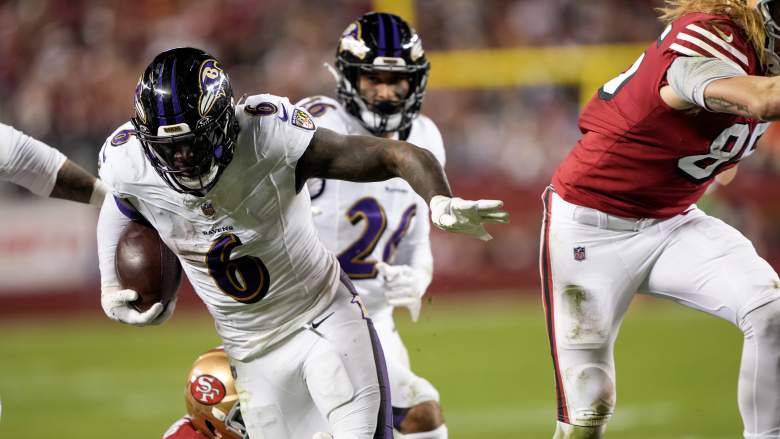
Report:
335,12,429,137
132,47,239,196
185,348,246,439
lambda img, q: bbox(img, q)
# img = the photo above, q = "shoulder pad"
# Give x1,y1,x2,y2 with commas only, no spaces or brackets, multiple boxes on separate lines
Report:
667,13,757,74
413,114,446,166
98,121,146,194
296,95,341,117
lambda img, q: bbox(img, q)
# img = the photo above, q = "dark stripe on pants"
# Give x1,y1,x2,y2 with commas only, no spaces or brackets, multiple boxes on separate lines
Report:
541,186,570,423
340,271,393,437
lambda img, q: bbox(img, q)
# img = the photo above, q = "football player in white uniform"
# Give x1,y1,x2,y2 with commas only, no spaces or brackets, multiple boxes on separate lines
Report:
1,122,107,204
97,48,508,439
298,13,447,439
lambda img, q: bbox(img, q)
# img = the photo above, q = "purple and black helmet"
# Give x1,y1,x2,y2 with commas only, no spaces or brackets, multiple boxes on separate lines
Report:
335,12,430,138
132,47,239,196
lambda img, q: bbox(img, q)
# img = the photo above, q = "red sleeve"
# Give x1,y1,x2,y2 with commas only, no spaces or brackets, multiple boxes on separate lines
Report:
162,416,209,439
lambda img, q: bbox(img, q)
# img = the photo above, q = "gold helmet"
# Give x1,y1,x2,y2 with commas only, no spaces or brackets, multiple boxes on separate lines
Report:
185,348,247,439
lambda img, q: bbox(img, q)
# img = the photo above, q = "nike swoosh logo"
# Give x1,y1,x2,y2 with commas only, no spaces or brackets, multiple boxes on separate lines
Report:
310,311,335,330
277,104,289,122
713,26,733,43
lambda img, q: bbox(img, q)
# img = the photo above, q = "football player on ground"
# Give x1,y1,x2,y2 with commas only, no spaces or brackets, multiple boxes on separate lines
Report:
162,348,247,439
163,347,330,439
97,47,507,438
1,122,108,204
297,13,447,439
543,0,780,438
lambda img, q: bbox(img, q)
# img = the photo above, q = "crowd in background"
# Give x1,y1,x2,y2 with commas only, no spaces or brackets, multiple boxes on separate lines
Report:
0,0,663,184
4,0,780,287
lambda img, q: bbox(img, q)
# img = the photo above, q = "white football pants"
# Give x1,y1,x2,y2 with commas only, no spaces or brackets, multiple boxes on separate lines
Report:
230,275,393,439
540,188,780,438
371,307,441,431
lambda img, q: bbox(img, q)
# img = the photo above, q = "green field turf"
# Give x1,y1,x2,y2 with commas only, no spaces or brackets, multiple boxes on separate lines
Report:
0,295,744,438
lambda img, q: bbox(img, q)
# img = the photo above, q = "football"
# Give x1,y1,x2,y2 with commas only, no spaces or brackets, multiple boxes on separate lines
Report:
115,220,182,312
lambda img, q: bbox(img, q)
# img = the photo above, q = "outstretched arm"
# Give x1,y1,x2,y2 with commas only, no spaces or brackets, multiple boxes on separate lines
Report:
660,56,780,120
0,123,107,204
296,127,509,240
702,76,780,120
296,127,452,202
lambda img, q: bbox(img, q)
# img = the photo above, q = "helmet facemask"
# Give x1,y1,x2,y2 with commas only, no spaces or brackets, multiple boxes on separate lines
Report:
223,401,247,438
337,61,428,135
133,99,238,197
758,0,780,75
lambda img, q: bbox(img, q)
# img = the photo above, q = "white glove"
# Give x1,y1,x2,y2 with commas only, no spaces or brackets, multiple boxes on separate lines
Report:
430,195,509,241
377,262,430,322
100,286,176,326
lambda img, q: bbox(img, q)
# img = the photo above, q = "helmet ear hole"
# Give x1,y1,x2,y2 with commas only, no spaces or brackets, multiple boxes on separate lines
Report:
204,419,217,436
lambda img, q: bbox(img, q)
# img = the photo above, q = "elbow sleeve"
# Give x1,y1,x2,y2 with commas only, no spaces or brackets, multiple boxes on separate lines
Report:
667,56,746,110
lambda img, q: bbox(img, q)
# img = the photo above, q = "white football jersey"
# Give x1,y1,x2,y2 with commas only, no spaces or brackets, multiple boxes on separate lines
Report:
98,94,340,360
297,96,445,315
0,122,66,196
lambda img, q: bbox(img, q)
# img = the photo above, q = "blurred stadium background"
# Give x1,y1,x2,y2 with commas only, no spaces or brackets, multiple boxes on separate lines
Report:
0,0,772,437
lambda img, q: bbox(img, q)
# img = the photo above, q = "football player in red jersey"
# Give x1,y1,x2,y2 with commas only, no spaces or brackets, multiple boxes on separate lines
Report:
543,1,780,438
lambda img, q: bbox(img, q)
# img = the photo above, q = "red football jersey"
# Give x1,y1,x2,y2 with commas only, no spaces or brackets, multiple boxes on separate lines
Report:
553,12,770,218
162,416,210,439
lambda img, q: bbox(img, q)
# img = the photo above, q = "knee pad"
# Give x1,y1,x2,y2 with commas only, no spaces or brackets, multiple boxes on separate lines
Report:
564,363,615,427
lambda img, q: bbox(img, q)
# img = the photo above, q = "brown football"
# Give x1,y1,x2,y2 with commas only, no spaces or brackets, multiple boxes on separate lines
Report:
115,220,182,312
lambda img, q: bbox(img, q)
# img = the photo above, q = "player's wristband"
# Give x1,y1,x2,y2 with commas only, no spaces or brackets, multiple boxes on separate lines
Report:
90,179,110,206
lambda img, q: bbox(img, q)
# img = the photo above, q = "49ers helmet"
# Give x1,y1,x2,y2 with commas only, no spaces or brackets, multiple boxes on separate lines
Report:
335,12,429,136
185,348,246,439
132,47,239,197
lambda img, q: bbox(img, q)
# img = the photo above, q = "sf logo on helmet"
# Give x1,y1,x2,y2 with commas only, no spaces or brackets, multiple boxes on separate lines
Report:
190,374,227,405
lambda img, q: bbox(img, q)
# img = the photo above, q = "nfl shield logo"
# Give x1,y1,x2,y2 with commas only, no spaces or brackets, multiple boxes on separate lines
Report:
201,202,215,217
573,246,586,261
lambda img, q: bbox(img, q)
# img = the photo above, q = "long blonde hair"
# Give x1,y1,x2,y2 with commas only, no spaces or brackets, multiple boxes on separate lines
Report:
658,0,766,62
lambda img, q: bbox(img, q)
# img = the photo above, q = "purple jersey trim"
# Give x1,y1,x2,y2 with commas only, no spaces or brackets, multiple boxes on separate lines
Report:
113,196,145,222
277,103,289,122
